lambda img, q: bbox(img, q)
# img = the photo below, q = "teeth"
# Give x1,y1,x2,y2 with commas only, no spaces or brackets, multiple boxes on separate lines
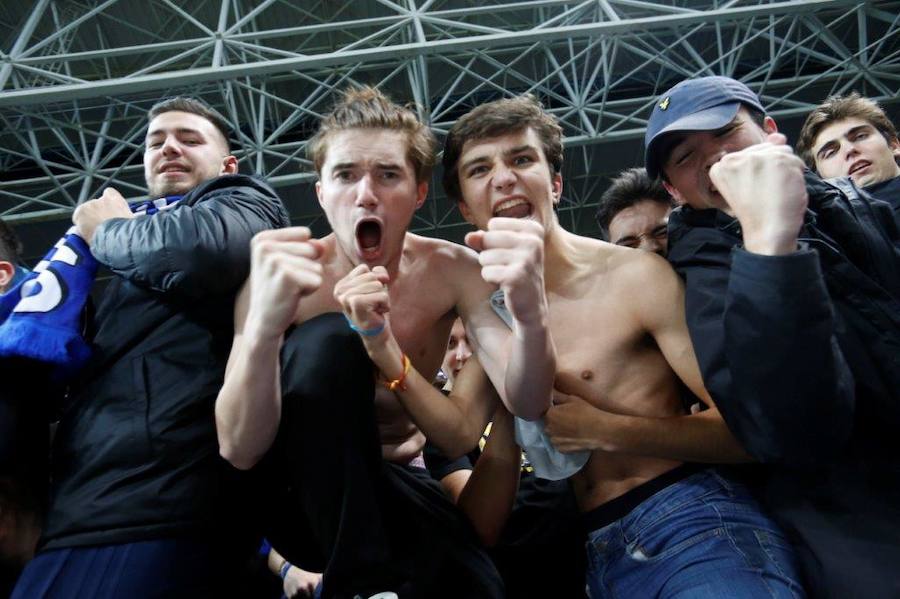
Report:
493,198,527,215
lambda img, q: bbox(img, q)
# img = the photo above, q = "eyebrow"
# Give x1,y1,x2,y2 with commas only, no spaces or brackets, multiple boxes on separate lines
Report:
459,144,537,172
816,124,874,159
146,127,204,139
330,160,405,172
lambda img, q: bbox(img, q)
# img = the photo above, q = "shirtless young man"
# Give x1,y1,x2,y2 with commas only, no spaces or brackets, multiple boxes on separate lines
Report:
443,95,806,598
214,87,556,598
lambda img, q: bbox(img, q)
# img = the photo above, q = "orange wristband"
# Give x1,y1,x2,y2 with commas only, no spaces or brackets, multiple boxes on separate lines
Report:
382,353,411,392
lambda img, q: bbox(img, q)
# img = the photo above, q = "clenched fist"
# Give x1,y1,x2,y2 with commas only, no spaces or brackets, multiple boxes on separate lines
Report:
465,217,548,326
334,264,392,337
244,227,323,341
73,187,134,244
709,133,808,255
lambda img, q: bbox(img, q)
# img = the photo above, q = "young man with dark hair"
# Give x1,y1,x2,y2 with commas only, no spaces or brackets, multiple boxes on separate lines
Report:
796,92,900,214
12,96,290,598
596,167,675,255
215,86,558,598
649,75,900,598
444,94,804,598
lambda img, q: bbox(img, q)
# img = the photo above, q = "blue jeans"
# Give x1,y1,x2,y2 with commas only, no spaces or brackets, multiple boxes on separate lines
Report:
585,469,806,598
12,538,221,598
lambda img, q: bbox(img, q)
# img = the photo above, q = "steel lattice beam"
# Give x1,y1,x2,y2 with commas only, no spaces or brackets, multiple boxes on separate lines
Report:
1,0,898,243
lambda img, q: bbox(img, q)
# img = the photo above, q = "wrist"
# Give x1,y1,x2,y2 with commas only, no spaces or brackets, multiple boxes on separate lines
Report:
279,560,292,580
367,334,403,375
243,321,284,354
589,410,625,453
742,230,799,256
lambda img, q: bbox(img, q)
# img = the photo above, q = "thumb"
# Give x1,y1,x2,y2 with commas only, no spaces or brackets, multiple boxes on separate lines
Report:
465,231,485,252
551,389,573,405
767,132,787,146
371,265,391,284
307,238,325,261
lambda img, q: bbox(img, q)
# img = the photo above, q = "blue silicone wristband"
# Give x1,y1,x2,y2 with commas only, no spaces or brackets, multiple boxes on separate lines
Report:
343,313,385,337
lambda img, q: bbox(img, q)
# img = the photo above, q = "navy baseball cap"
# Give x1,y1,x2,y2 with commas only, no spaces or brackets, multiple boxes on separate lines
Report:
644,76,765,179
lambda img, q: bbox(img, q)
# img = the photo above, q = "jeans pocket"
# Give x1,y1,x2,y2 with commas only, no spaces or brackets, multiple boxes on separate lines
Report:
625,526,723,563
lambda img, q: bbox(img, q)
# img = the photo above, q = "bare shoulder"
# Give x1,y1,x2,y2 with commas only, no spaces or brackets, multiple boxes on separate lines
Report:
404,233,481,277
607,244,679,291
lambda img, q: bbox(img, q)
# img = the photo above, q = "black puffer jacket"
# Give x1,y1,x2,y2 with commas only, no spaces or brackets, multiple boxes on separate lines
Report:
668,172,900,598
40,174,290,551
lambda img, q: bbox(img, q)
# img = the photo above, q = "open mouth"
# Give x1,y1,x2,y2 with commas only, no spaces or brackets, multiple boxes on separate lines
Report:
355,218,383,259
493,198,533,219
160,164,189,175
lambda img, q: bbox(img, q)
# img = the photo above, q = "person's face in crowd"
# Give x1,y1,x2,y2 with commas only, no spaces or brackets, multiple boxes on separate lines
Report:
316,128,427,269
662,107,777,211
144,110,237,198
0,260,15,294
608,200,672,256
456,127,562,232
441,319,472,389
811,117,900,187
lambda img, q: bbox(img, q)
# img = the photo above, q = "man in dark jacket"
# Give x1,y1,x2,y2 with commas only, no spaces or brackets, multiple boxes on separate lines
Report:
795,92,900,218
646,76,900,598
12,97,290,598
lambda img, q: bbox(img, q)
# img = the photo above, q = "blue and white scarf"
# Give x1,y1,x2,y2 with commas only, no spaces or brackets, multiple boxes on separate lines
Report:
0,195,181,378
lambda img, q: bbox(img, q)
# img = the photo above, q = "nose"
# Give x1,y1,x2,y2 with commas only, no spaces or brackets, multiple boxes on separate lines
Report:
355,173,378,209
703,147,728,173
843,141,859,161
160,135,182,157
456,338,472,365
492,163,516,190
639,237,665,255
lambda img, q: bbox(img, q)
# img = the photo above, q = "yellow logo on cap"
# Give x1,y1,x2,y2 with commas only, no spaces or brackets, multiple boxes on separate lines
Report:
659,97,670,111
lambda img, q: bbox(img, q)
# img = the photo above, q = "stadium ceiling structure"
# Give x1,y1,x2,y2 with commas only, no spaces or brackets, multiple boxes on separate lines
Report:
1,0,899,250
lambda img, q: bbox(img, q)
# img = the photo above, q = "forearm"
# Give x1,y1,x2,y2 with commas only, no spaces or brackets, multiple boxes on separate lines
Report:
457,408,520,546
364,334,484,457
504,311,555,421
215,333,283,469
724,248,854,462
598,409,753,463
93,184,287,299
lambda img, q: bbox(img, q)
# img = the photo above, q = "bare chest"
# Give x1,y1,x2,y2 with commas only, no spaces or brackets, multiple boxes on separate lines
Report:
546,286,676,415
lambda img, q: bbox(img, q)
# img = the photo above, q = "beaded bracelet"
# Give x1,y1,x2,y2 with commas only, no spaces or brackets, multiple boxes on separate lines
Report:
382,353,411,392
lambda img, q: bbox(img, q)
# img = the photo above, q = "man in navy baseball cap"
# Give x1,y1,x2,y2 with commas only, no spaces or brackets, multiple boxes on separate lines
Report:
644,76,765,181
657,75,900,599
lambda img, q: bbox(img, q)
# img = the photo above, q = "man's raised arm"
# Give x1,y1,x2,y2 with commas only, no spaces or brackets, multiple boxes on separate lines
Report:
215,227,323,469
461,217,556,421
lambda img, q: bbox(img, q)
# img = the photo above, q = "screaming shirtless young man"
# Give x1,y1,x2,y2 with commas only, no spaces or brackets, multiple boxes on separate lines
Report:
441,95,807,598
214,88,556,599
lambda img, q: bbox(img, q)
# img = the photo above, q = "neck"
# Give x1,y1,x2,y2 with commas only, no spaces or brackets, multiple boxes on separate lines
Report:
542,220,581,292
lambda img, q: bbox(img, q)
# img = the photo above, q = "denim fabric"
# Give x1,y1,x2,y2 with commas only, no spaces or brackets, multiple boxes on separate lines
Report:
585,469,805,598
12,538,221,598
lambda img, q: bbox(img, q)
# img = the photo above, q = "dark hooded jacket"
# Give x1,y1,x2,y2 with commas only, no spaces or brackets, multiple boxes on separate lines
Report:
667,172,900,598
40,174,290,552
